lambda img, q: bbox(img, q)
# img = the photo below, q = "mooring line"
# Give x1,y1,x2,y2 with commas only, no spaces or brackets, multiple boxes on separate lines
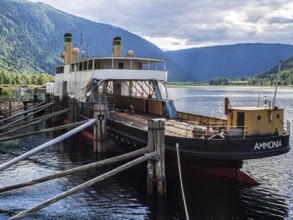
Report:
0,102,53,130
0,119,96,172
8,151,158,220
0,101,49,124
176,143,189,220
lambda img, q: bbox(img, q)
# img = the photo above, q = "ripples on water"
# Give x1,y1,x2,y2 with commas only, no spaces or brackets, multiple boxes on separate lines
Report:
0,87,292,219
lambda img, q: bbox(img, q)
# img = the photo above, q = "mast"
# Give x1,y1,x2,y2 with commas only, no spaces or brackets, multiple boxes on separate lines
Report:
79,32,86,59
272,61,282,108
270,61,282,122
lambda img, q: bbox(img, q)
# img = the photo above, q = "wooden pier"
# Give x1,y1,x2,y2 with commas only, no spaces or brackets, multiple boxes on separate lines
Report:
0,94,167,219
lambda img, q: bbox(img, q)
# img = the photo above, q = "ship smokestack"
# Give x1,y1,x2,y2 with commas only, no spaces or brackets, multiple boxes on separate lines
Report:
113,37,121,56
64,33,72,64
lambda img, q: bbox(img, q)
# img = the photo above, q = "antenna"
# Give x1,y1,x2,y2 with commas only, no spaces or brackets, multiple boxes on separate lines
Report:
272,61,282,108
79,32,86,59
270,61,282,122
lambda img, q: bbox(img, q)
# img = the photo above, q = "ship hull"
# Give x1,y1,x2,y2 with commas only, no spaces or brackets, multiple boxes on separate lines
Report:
107,118,290,168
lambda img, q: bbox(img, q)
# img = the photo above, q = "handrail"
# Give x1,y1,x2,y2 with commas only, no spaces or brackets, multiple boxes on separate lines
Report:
285,120,290,134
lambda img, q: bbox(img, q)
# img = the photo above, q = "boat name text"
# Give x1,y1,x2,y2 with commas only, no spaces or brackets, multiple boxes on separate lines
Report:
254,140,282,150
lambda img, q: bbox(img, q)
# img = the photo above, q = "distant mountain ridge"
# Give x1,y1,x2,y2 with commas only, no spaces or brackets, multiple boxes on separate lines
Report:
1,0,293,82
167,43,293,81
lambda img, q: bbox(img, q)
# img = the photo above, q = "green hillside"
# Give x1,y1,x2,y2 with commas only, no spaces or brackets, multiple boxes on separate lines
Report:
0,0,63,73
1,0,293,84
0,0,190,81
255,58,293,85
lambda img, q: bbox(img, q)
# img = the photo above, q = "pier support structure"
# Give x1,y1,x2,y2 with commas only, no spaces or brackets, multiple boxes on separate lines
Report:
69,98,78,123
147,119,166,196
33,88,38,103
51,96,59,124
45,93,51,115
93,104,107,153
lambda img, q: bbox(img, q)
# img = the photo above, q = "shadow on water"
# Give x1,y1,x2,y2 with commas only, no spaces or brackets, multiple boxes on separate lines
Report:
0,131,291,219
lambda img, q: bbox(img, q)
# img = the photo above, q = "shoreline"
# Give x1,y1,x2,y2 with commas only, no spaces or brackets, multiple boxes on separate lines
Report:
167,84,293,89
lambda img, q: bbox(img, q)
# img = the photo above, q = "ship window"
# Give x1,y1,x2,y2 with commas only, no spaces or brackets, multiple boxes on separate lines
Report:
56,66,64,73
257,115,261,120
70,64,74,72
118,62,124,69
83,61,88,70
79,62,83,71
88,60,93,70
94,60,101,69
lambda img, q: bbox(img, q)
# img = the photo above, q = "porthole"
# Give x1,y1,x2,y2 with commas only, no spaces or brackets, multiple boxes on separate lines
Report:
257,115,261,120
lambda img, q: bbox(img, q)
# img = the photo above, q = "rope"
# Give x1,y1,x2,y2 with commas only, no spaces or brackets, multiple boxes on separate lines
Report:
176,143,189,220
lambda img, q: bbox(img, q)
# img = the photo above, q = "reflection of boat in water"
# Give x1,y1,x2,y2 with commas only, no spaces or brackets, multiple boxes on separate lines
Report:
52,33,290,177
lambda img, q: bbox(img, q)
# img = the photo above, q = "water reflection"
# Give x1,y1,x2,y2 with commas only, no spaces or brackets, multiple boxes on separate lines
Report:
0,87,292,219
0,137,291,219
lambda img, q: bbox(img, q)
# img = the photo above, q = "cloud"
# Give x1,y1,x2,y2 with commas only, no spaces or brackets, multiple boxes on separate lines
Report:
28,0,293,50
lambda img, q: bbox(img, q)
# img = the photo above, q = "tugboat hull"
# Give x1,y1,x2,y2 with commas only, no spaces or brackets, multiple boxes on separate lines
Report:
108,119,290,165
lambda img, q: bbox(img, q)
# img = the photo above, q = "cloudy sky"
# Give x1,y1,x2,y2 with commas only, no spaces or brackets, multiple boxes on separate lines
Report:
29,0,293,51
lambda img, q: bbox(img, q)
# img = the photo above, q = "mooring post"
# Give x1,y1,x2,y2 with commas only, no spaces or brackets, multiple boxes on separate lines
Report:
147,119,166,196
33,88,38,103
51,96,59,124
8,101,12,117
23,101,28,117
68,98,76,123
45,93,51,115
93,104,107,153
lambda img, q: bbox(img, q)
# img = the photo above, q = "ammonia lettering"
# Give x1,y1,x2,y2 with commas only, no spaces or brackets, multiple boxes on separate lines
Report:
254,140,282,150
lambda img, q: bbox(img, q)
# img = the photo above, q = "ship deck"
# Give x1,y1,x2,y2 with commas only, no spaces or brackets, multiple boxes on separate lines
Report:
109,111,200,138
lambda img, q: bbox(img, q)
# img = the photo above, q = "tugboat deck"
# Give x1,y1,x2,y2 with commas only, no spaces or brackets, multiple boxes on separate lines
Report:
109,111,195,138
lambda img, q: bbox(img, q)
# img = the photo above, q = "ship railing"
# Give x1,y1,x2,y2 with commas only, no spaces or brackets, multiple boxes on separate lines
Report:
184,121,227,139
284,120,290,135
226,126,249,139
189,122,250,139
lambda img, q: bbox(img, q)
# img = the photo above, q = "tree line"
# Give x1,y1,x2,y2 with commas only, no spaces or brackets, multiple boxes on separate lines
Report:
209,67,293,86
0,70,54,85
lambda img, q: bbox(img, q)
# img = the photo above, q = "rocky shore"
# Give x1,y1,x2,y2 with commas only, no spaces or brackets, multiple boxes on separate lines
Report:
0,100,23,114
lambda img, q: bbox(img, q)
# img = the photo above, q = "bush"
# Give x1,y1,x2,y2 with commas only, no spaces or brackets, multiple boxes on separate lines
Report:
1,88,12,96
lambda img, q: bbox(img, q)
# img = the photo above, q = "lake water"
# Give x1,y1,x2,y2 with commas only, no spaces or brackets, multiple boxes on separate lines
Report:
0,87,292,219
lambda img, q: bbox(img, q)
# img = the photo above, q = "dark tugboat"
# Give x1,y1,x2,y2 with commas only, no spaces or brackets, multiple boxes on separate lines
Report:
52,33,291,183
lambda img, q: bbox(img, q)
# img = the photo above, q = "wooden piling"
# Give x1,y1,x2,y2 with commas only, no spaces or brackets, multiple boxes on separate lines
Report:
93,104,107,153
23,101,28,117
33,88,38,103
147,119,166,196
8,101,12,117
68,98,78,123
51,96,59,124
45,93,51,114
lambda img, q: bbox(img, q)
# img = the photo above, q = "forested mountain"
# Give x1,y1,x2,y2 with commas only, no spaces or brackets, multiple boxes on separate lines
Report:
0,0,189,81
1,0,293,83
253,57,293,85
167,44,293,81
